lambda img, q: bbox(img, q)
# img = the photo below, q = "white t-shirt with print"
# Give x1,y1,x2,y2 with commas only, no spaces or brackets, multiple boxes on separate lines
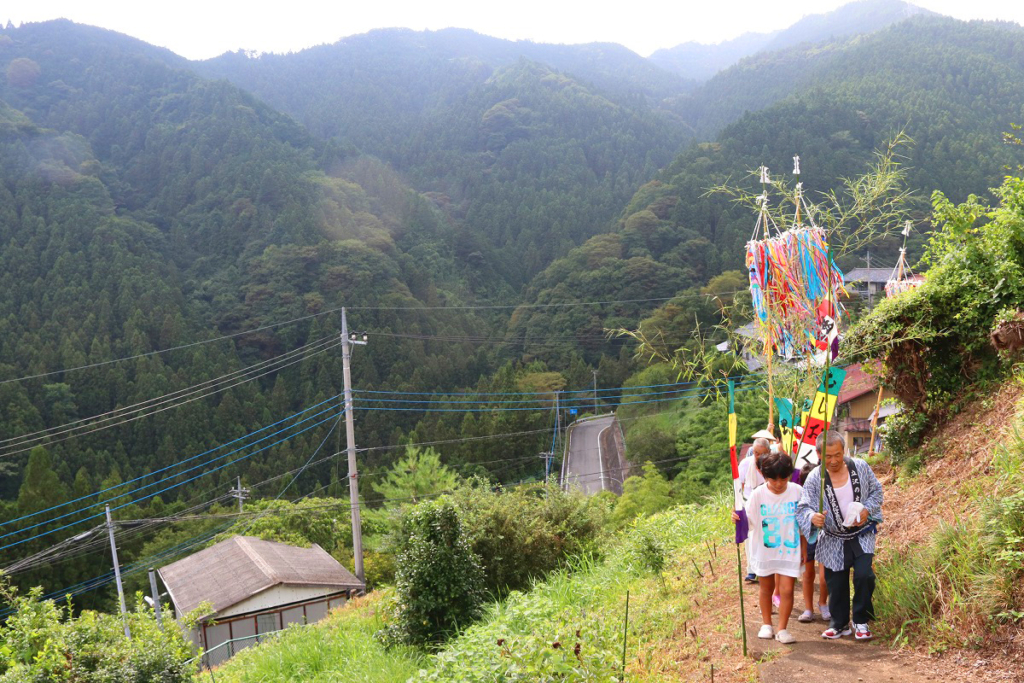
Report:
744,482,804,578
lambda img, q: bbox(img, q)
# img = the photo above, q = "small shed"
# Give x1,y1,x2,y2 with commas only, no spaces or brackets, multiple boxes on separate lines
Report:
158,535,363,667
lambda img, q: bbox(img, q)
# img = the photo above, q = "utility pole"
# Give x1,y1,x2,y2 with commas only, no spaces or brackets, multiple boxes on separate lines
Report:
228,476,249,513
866,250,873,308
592,369,599,415
105,505,130,638
148,568,163,629
341,308,367,582
539,452,554,480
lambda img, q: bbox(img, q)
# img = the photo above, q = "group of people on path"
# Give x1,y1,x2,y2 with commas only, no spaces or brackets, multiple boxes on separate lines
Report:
733,428,884,645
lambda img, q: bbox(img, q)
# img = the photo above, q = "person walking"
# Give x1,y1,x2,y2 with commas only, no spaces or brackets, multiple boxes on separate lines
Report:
797,430,884,641
738,438,770,582
738,451,803,644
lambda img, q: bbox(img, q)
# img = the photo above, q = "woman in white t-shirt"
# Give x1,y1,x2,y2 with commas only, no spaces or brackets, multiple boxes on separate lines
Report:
736,451,802,644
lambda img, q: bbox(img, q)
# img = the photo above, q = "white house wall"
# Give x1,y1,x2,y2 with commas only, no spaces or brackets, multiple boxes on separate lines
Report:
216,585,343,619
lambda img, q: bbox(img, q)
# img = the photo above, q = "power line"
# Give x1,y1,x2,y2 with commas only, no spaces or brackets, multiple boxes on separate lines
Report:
0,408,342,553
352,373,760,397
0,294,724,386
0,374,765,550
1,393,344,531
0,337,340,458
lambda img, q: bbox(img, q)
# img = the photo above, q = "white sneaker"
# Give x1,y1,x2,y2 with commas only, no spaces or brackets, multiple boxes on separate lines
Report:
775,629,796,644
758,624,774,639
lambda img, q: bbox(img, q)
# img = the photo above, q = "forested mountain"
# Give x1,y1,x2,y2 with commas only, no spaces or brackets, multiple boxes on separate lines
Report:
197,29,695,283
0,20,572,605
649,0,929,82
3,6,1024,613
511,15,1024,362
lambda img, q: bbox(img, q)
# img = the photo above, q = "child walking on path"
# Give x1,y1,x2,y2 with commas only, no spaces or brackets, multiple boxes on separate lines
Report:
735,451,803,644
797,462,829,623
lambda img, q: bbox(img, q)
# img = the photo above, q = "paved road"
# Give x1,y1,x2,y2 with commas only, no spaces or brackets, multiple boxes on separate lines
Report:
561,415,621,495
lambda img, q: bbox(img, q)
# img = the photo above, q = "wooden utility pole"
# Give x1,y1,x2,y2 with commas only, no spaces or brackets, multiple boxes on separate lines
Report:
341,308,366,582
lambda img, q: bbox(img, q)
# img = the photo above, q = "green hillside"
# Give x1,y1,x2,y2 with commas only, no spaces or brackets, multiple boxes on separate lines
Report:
513,15,1024,363
197,29,695,284
0,20,552,608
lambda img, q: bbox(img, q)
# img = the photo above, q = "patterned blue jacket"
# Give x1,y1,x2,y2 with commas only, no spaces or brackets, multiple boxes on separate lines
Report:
796,458,884,571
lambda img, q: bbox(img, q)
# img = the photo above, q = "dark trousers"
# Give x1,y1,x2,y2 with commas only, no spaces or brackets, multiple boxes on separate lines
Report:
823,538,875,628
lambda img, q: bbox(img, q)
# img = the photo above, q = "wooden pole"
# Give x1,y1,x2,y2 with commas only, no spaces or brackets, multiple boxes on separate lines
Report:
867,386,884,458
735,542,748,657
621,590,630,682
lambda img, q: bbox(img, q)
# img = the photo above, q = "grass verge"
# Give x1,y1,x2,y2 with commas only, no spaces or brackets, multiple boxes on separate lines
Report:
197,592,426,683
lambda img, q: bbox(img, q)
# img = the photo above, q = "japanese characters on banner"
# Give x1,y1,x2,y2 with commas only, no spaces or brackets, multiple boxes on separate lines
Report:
729,381,749,544
792,367,847,464
774,397,795,456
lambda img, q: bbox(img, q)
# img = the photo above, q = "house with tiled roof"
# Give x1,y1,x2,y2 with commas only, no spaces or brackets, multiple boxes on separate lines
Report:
158,535,363,667
834,362,900,454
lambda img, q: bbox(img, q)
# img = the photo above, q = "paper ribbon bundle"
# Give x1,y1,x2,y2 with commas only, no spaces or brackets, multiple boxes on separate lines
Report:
885,221,923,298
746,226,848,359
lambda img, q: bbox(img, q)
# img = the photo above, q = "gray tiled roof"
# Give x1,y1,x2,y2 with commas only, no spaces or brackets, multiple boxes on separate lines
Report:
844,267,893,283
158,536,363,616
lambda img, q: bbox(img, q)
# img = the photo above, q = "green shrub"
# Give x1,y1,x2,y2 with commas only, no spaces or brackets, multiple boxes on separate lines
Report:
381,500,486,646
846,175,1024,429
447,482,608,599
362,550,398,591
0,585,197,682
879,409,929,464
625,524,666,578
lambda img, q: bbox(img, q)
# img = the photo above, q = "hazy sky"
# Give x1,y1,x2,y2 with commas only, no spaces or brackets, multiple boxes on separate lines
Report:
5,1,1024,60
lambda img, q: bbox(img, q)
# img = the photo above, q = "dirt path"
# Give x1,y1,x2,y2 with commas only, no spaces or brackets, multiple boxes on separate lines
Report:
748,597,928,683
745,588,1020,683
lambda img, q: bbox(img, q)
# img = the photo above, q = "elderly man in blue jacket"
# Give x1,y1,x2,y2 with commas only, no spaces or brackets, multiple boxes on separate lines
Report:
797,429,884,641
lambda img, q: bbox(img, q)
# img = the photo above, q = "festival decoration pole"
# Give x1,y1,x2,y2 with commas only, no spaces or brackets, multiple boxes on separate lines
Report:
759,166,776,434
818,207,836,513
728,380,748,656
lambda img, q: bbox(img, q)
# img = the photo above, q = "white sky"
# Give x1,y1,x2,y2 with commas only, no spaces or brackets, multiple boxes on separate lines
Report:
5,1,1024,60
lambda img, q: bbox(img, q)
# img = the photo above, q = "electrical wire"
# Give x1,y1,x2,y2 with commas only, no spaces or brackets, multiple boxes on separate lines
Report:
0,291,753,386
0,337,340,458
0,408,343,553
352,373,763,396
1,393,344,531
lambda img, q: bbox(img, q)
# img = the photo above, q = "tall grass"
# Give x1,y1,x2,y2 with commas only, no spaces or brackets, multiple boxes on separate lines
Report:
416,497,731,681
876,425,1024,650
193,494,736,682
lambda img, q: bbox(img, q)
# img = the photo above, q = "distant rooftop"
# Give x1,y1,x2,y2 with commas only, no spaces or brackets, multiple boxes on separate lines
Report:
845,268,894,284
